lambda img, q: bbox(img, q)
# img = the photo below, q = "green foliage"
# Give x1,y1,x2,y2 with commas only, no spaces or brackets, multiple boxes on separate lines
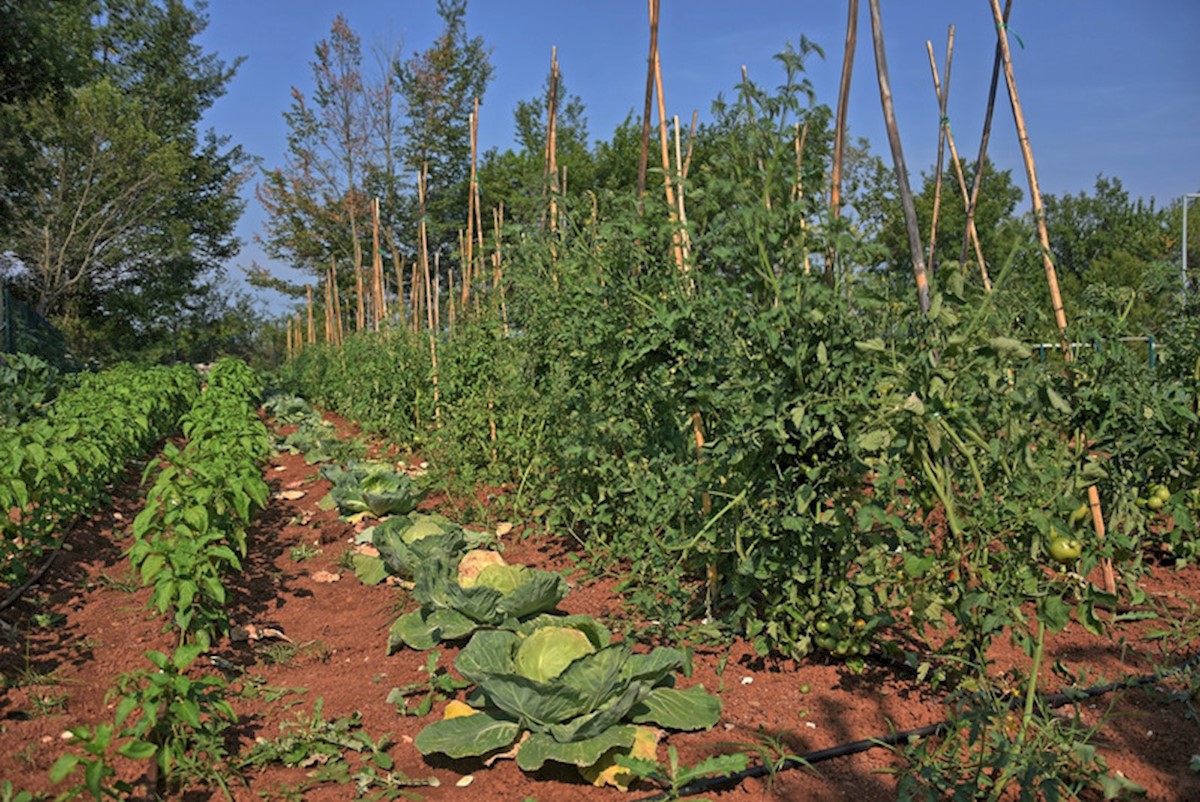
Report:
0,352,61,424
129,358,269,647
891,692,1145,801
320,460,426,518
615,745,750,801
414,617,721,776
0,0,247,362
243,697,438,797
388,550,568,651
0,362,197,590
385,650,471,717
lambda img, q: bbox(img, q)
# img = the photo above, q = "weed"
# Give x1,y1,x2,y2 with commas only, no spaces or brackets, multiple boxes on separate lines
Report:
29,692,69,717
257,639,330,667
242,697,436,798
886,690,1145,801
94,569,140,593
238,673,306,704
616,745,749,801
288,543,320,562
386,651,470,717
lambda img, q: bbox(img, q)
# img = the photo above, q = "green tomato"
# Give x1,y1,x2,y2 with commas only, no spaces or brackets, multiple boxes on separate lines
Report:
1069,502,1090,527
815,620,831,634
1147,496,1165,511
1048,536,1082,564
1153,485,1171,503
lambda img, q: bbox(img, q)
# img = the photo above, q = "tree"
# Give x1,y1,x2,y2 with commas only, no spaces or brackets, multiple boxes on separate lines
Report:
0,0,247,361
869,157,1024,290
258,13,406,304
396,0,492,257
1044,176,1176,332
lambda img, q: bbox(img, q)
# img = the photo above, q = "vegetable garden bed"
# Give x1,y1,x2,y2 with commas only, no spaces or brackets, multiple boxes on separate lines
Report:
2,404,1200,800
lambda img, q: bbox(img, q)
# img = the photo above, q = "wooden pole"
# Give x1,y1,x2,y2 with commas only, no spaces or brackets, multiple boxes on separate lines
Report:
926,38,990,290
962,0,1013,274
372,197,386,328
306,285,315,344
828,0,859,285
867,0,930,314
987,0,1067,353
792,120,812,276
925,27,954,274
464,100,479,309
385,228,406,329
419,165,440,422
637,0,660,207
323,272,333,343
653,38,686,273
987,0,1115,595
331,258,344,346
545,47,559,234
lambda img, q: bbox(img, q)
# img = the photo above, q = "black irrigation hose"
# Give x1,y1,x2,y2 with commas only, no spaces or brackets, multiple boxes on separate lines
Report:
0,518,81,625
635,650,1200,801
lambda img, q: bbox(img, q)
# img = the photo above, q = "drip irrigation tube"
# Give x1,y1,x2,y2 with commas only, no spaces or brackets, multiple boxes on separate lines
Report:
635,650,1200,801
0,516,85,629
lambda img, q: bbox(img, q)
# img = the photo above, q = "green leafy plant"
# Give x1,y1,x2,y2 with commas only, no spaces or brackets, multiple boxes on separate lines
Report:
242,698,437,797
108,644,238,797
321,460,427,518
888,687,1144,801
385,650,471,717
388,549,568,651
615,745,750,800
414,616,722,781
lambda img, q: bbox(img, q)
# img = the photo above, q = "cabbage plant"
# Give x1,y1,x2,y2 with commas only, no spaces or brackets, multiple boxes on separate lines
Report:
388,550,568,651
413,616,721,778
320,460,426,517
372,512,467,580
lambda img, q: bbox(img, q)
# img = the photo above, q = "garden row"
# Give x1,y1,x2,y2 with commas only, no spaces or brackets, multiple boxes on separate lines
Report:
0,362,198,593
49,358,272,799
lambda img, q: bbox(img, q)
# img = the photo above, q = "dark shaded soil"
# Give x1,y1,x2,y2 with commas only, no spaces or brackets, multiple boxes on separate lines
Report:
2,412,1199,801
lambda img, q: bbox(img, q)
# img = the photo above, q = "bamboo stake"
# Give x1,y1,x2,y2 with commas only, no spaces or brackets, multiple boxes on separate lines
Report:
962,0,1012,280
867,0,930,314
464,100,479,309
419,165,440,421
988,0,1067,353
385,228,406,329
828,0,859,285
637,0,660,207
493,204,509,336
545,47,559,234
354,260,365,333
286,316,293,358
987,0,1115,595
672,115,693,268
792,120,812,275
323,272,333,343
926,39,990,289
925,27,954,273
653,38,686,273
306,285,315,344
331,258,344,346
375,197,387,327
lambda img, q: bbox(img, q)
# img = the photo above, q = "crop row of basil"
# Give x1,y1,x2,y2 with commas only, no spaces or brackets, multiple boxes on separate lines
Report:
0,362,199,592
51,357,272,799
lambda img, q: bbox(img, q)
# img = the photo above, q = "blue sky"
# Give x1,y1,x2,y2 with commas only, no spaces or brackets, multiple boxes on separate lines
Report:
196,1,1200,312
